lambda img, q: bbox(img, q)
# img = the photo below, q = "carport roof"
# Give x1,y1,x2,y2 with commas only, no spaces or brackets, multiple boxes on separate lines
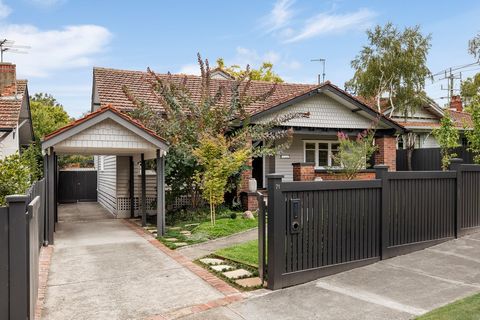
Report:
41,104,169,155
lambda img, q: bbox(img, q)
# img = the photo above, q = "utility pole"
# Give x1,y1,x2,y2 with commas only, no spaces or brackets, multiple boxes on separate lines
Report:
311,58,326,84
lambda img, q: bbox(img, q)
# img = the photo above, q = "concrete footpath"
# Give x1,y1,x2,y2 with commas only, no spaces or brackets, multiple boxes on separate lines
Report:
42,203,229,320
180,232,480,320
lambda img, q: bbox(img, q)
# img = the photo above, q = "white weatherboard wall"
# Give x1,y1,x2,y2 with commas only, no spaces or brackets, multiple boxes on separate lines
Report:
54,118,158,154
0,130,19,159
254,94,373,129
275,134,337,181
95,155,117,215
116,156,157,218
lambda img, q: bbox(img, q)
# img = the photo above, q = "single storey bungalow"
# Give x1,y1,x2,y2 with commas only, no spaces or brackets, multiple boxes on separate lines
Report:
90,67,405,216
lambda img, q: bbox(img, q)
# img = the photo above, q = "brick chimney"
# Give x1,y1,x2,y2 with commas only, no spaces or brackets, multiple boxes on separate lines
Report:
450,95,463,112
0,63,16,96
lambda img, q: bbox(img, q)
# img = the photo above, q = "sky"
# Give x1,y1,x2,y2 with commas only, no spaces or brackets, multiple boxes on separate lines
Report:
2,0,480,118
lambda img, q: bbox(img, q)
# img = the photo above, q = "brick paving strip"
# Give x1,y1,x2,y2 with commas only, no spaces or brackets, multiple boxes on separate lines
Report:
35,245,54,320
122,220,246,319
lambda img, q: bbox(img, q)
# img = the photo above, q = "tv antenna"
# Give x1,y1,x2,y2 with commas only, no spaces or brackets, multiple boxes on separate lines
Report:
0,39,30,63
311,58,326,84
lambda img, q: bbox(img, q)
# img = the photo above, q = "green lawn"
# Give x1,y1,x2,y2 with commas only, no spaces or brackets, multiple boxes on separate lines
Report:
159,217,257,249
415,293,480,320
215,239,259,267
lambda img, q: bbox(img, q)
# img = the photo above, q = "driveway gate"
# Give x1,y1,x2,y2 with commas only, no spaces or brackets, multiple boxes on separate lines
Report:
58,170,97,203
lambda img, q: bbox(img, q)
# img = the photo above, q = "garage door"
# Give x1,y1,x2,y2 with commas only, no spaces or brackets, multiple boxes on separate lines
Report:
58,170,97,203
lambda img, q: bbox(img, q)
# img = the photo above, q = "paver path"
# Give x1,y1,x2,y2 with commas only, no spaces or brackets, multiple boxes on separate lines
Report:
42,202,225,320
177,227,257,260
180,232,480,319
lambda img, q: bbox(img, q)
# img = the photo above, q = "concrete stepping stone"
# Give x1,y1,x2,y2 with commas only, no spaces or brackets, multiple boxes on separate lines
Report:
173,242,188,247
211,264,234,272
235,277,263,288
223,269,252,279
184,223,200,227
168,227,181,230
164,238,178,242
180,230,191,236
199,258,225,265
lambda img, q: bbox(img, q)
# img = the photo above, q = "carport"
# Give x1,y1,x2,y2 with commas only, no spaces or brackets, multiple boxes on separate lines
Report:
41,105,169,244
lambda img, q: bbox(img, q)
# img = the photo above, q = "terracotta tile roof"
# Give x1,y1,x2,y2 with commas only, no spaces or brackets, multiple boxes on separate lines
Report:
94,67,404,130
0,80,27,128
43,104,167,143
93,67,316,115
450,110,473,127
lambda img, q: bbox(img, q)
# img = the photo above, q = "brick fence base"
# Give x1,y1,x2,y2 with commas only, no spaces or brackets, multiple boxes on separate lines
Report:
35,245,54,320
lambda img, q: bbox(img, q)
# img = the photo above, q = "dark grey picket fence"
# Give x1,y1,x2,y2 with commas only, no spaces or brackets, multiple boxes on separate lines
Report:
0,179,46,320
260,160,480,290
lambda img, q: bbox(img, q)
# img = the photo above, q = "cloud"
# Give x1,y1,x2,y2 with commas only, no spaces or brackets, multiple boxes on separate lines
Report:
177,63,200,75
284,8,376,43
232,46,302,72
0,0,11,19
0,24,111,78
262,0,295,33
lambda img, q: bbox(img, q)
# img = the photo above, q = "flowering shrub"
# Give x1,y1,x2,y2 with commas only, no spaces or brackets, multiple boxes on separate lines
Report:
332,130,377,180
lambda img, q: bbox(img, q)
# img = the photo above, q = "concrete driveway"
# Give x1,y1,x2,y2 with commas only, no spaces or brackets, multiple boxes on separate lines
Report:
181,232,480,320
42,202,226,320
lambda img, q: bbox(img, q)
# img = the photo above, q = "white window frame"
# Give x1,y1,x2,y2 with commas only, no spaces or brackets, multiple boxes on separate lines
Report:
303,140,340,169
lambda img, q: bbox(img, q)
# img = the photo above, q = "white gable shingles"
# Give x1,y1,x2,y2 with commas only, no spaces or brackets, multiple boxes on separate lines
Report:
56,118,158,150
254,94,373,129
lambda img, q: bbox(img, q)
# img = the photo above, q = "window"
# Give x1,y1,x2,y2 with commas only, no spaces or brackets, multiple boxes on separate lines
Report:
303,141,340,168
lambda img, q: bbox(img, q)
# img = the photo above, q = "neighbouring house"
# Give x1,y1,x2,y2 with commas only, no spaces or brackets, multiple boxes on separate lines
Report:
376,95,472,149
91,67,405,214
0,63,34,159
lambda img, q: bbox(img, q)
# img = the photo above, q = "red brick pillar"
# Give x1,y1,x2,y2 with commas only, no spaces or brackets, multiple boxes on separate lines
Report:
240,158,253,192
374,137,396,171
292,163,315,181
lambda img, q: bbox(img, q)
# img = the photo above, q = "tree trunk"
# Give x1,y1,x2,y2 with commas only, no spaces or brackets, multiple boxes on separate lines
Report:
407,147,413,171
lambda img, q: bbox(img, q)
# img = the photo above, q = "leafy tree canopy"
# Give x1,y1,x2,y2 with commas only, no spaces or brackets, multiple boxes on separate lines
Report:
432,111,460,170
30,93,72,141
346,23,431,118
464,96,480,164
127,54,305,209
216,58,284,83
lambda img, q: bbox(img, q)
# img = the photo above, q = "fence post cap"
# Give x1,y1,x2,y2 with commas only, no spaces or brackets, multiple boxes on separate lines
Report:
5,194,28,204
266,173,285,179
450,158,463,164
373,164,389,170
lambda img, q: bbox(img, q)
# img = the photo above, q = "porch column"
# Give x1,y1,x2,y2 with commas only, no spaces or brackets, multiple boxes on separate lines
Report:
141,153,146,227
129,156,135,218
156,150,165,236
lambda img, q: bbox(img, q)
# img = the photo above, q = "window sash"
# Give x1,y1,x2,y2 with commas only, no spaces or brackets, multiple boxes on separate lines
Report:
303,140,340,168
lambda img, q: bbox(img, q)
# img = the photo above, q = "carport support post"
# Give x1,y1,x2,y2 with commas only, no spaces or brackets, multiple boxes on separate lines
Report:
129,156,135,219
141,153,147,227
156,150,165,236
